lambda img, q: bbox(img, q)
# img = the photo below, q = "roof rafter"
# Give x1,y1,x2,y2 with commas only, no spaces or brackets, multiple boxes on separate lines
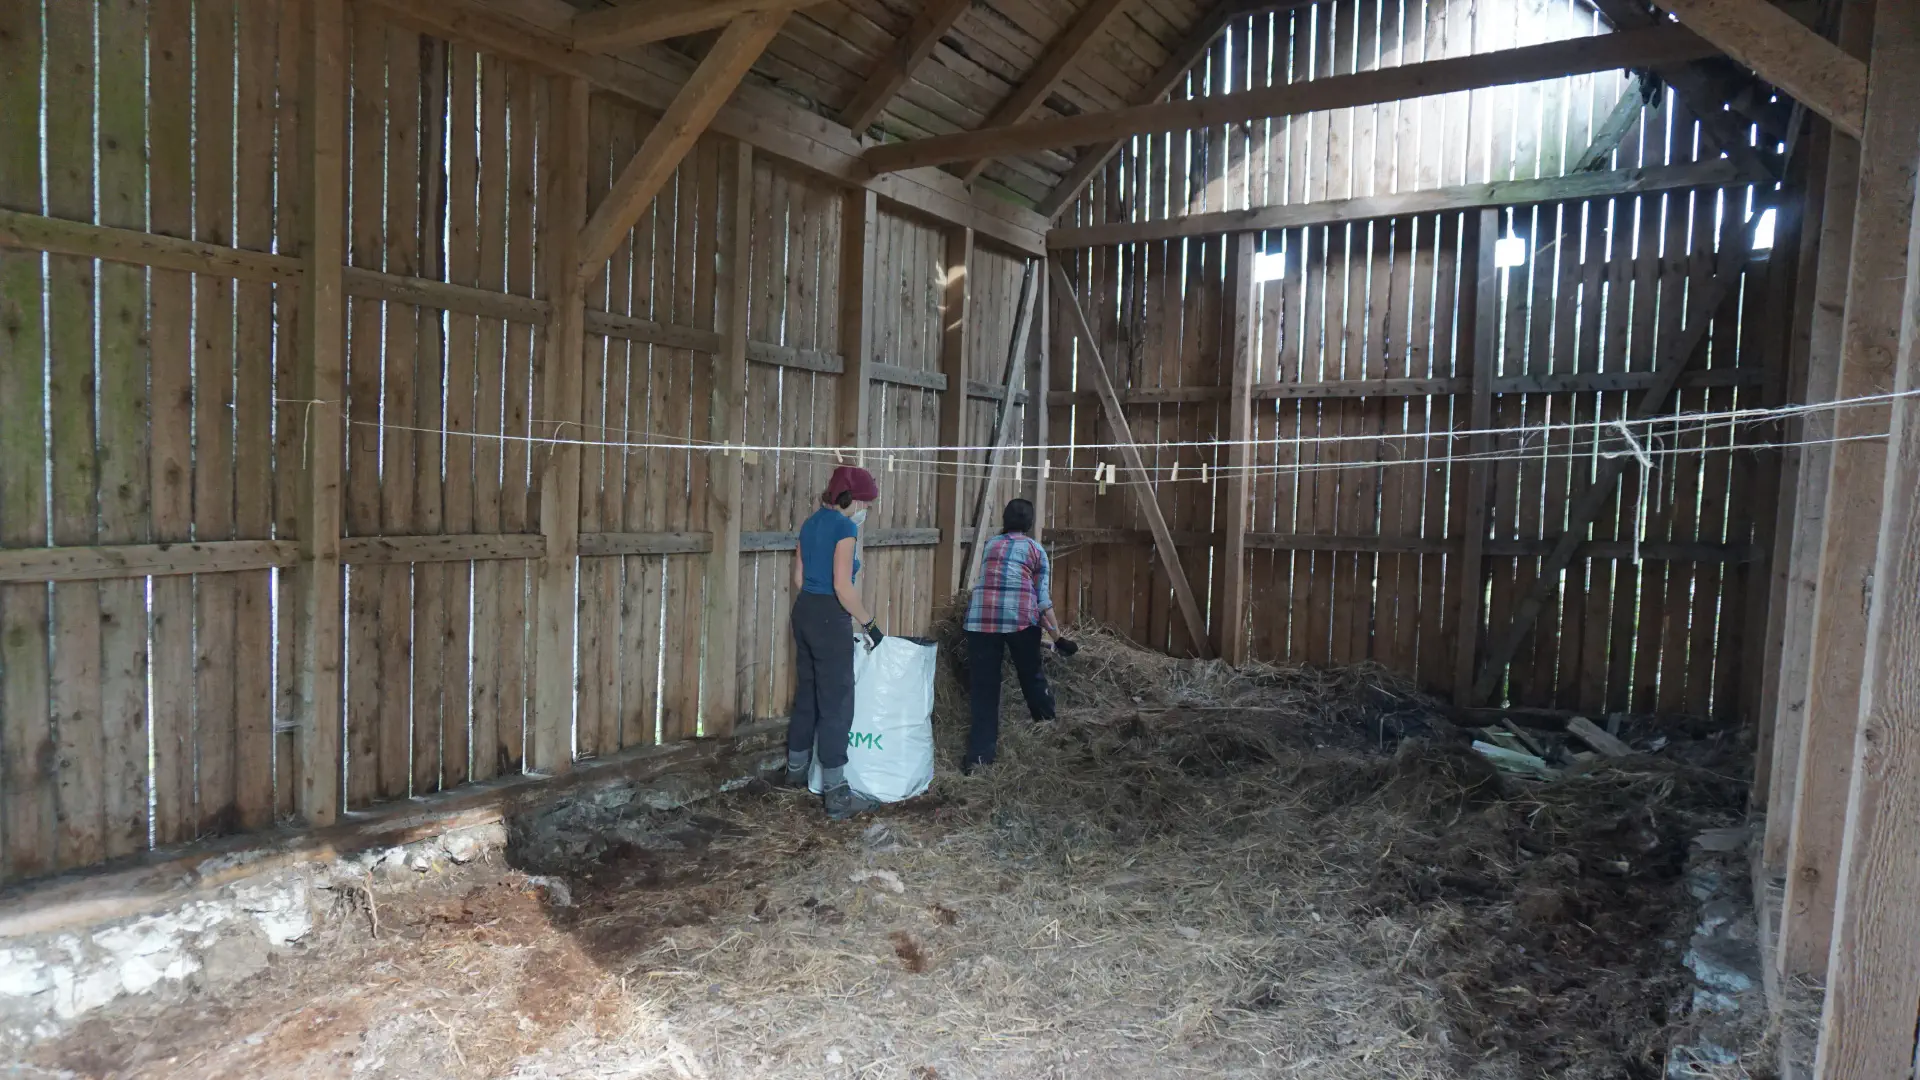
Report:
954,0,1133,184
840,0,973,136
1645,0,1866,138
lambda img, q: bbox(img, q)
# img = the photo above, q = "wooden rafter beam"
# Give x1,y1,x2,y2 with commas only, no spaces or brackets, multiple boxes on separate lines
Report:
1469,217,1761,704
575,11,785,281
1047,158,1759,247
868,25,1716,174
1049,258,1215,660
955,0,1131,183
570,0,822,53
1646,0,1867,139
1036,0,1277,218
840,0,972,136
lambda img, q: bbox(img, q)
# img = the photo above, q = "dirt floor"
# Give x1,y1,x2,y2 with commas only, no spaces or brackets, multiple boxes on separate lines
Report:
27,629,1760,1080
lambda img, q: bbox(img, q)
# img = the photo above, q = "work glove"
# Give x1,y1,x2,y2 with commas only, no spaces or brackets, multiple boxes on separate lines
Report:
1051,636,1079,657
862,620,885,650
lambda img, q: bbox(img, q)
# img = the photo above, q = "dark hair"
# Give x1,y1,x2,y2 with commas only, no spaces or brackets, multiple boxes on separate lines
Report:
1001,498,1035,535
823,489,853,509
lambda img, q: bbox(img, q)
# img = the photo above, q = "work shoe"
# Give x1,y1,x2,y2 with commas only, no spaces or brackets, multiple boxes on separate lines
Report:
780,766,810,790
823,782,879,821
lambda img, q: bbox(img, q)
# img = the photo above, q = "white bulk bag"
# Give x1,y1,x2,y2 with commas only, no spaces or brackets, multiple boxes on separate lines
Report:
809,635,937,802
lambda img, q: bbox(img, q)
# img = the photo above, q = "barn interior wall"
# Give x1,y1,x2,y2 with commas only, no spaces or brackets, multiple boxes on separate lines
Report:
0,0,1035,886
1044,0,1788,717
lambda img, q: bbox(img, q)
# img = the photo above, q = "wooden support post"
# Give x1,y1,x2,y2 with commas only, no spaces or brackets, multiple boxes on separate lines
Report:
960,262,1040,594
703,140,754,737
837,188,877,455
839,0,972,135
1646,0,1867,139
932,226,973,604
531,77,590,776
1471,220,1757,704
1813,121,1920,1080
1452,209,1498,704
1781,0,1920,980
1220,233,1256,666
1049,258,1215,660
290,0,347,826
1761,2,1870,877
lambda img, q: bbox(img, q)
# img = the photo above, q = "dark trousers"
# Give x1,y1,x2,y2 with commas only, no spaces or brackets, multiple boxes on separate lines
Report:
965,626,1056,766
790,592,855,769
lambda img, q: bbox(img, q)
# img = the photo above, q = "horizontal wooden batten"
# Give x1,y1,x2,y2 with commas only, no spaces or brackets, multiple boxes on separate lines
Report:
967,379,1031,404
1049,529,1756,563
339,535,545,564
344,266,550,323
1046,368,1761,406
578,532,713,557
585,309,723,351
870,363,947,392
1047,160,1762,247
0,541,298,582
0,207,301,282
740,528,941,553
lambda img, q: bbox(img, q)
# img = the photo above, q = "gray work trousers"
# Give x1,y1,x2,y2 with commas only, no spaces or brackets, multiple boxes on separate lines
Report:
789,591,855,769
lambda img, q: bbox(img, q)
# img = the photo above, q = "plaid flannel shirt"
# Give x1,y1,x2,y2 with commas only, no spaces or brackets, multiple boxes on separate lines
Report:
964,532,1053,634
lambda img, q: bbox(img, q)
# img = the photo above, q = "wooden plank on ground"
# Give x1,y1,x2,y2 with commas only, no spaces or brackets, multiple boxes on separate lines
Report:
1050,258,1215,660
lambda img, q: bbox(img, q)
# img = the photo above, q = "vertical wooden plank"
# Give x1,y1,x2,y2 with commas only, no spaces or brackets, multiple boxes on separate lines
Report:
1782,3,1920,979
148,0,196,845
273,0,308,820
193,0,241,834
410,36,449,795
232,0,281,829
681,139,717,737
374,22,421,802
291,0,349,827
531,76,590,775
0,0,54,879
702,140,753,737
1453,208,1497,702
497,65,537,773
932,226,973,607
440,43,480,789
342,6,385,810
1221,233,1255,665
468,53,508,782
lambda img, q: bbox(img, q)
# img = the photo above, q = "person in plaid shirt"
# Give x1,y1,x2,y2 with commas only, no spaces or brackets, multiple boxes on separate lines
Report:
962,498,1069,771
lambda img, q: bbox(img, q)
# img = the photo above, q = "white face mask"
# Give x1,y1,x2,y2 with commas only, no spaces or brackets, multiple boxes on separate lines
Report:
848,508,869,527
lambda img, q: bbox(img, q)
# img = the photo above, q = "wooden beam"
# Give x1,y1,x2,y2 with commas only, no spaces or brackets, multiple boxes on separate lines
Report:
340,535,548,563
1471,222,1758,704
1647,0,1867,139
955,0,1130,183
575,10,785,278
1780,0,1920,981
931,226,973,603
0,206,302,282
571,0,820,53
960,262,1040,593
1762,7,1869,874
1813,113,1920,1080
1035,0,1261,218
365,0,1047,253
702,141,754,738
1220,234,1255,665
530,76,590,777
290,0,348,829
838,187,877,454
1049,258,1214,660
0,541,298,583
1048,159,1760,247
840,0,972,136
868,25,1715,174
1026,269,1051,538
1569,76,1652,173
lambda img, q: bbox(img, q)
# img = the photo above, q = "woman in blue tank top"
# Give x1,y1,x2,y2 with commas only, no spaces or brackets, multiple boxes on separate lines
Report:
785,465,884,820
